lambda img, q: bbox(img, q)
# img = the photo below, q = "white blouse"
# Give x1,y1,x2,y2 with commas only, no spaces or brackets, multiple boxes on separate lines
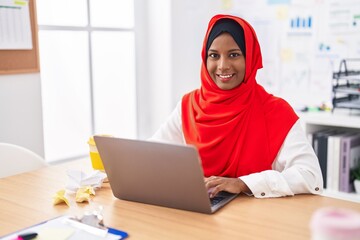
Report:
150,101,324,198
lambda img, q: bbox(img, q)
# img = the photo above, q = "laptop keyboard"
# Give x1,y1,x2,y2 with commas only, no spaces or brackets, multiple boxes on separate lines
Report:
210,196,225,206
209,191,237,206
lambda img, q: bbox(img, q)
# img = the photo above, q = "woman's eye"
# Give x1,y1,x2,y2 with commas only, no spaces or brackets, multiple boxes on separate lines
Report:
230,53,240,58
208,53,218,58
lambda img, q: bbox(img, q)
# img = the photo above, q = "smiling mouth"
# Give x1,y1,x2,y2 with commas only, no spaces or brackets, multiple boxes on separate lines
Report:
216,73,235,82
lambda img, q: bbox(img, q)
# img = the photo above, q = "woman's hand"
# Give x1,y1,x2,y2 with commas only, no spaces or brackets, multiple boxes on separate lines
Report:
204,176,251,198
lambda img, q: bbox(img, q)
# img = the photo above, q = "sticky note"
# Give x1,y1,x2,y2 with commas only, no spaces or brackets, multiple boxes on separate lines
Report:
37,227,75,240
276,6,288,20
280,48,293,62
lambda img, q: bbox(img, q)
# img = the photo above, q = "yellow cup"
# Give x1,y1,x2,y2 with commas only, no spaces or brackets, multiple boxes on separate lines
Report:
87,136,104,170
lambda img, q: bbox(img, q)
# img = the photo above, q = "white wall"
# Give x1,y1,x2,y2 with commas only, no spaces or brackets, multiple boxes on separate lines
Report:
170,1,225,105
0,73,44,157
135,0,172,139
170,1,204,105
138,0,224,138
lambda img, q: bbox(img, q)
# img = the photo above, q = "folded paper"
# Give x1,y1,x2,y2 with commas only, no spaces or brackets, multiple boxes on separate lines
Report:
53,189,70,206
75,186,95,203
66,170,107,192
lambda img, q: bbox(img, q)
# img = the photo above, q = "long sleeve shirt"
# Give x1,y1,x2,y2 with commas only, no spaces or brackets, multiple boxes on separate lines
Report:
150,101,324,198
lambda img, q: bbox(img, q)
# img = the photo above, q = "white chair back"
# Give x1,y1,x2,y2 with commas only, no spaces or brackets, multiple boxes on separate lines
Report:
0,143,47,178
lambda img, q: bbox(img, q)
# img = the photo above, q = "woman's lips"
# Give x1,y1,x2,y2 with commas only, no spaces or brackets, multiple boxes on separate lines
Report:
217,73,234,82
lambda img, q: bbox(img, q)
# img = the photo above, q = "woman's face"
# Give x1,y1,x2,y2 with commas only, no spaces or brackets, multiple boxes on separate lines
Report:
206,33,246,90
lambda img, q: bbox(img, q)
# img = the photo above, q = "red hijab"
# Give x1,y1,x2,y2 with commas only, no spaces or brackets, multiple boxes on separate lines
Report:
182,14,298,177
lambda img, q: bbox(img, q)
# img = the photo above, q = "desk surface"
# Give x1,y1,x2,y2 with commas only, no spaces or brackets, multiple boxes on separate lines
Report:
1,159,360,239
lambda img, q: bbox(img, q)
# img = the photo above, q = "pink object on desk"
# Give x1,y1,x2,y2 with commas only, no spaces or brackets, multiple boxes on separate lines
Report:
310,207,360,240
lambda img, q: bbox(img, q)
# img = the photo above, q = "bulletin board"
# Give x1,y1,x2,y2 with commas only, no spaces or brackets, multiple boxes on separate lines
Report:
0,0,40,74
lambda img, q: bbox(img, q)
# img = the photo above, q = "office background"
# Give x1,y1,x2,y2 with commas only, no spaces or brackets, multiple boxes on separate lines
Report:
0,0,359,163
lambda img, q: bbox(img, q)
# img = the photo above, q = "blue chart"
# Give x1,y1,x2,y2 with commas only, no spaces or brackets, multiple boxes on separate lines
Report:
290,16,312,29
288,15,313,35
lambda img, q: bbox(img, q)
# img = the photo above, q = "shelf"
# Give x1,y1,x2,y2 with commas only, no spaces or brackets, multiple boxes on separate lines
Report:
298,110,360,129
299,111,360,203
334,87,360,95
332,59,360,111
335,99,360,110
333,72,360,80
322,190,360,203
334,74,360,81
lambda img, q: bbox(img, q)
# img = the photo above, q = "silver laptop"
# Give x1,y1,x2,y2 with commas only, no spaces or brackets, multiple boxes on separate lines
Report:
94,136,238,214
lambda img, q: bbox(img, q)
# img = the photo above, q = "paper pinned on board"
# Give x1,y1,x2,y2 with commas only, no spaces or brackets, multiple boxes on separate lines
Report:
0,0,33,49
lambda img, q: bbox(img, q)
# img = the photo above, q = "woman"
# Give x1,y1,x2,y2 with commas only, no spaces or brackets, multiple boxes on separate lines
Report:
151,14,323,198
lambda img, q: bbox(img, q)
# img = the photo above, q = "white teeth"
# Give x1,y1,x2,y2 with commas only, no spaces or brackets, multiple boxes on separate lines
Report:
219,74,232,78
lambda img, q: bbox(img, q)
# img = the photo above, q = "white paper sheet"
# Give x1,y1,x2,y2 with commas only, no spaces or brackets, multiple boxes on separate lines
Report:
0,0,32,49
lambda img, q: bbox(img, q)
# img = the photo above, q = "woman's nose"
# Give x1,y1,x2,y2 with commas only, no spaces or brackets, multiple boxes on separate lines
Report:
218,57,230,71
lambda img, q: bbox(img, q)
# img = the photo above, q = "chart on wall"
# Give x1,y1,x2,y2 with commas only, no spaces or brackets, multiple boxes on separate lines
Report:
0,0,32,50
216,0,360,109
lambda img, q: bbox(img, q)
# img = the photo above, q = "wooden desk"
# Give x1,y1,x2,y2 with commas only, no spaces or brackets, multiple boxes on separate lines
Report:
1,159,360,239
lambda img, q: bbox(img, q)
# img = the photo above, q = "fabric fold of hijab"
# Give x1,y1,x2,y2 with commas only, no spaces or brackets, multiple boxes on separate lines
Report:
206,18,246,59
181,14,298,177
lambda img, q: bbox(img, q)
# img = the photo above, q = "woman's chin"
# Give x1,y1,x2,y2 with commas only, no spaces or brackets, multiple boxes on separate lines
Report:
216,83,234,90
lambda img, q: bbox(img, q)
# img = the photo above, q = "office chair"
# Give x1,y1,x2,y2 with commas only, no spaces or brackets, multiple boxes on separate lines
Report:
0,142,47,178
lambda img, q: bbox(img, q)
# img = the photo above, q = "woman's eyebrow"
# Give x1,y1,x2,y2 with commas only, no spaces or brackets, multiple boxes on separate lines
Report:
208,48,241,52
